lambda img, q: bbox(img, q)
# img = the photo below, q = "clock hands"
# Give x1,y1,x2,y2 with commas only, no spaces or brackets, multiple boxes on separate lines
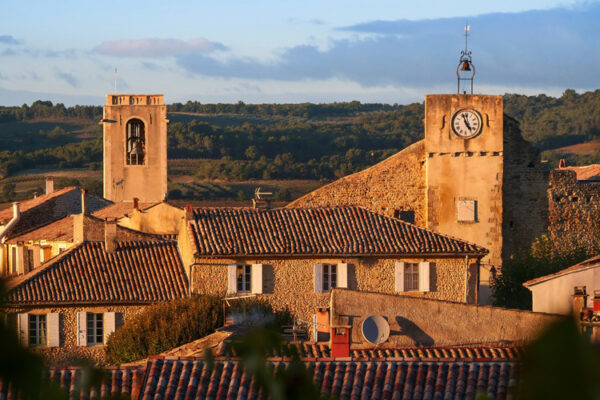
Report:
462,113,473,132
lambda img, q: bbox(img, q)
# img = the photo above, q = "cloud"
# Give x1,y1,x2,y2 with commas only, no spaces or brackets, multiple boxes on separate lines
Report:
176,4,600,90
0,35,19,45
94,38,227,58
55,71,79,88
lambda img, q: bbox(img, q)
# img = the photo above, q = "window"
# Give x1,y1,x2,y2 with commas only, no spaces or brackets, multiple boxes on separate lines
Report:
25,248,34,272
236,265,251,293
11,246,16,274
28,314,46,346
323,264,337,292
394,210,415,225
126,119,145,165
404,263,419,291
87,313,104,345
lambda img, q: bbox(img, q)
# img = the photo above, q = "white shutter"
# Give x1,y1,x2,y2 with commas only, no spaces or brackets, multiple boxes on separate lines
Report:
313,314,318,341
419,262,431,292
104,312,116,344
337,263,348,289
77,312,87,346
18,313,28,346
251,264,263,294
395,262,405,292
227,264,238,294
314,263,324,293
47,313,59,348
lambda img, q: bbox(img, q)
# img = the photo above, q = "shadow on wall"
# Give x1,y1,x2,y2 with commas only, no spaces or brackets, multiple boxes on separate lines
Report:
391,316,434,347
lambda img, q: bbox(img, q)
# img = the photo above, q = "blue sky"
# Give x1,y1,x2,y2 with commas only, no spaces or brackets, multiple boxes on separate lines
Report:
0,0,598,105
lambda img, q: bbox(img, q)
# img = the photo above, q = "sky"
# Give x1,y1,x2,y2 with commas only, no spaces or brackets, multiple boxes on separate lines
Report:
0,0,599,106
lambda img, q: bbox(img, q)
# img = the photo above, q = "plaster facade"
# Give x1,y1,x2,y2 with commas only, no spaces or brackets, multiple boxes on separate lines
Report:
102,95,168,203
119,202,185,235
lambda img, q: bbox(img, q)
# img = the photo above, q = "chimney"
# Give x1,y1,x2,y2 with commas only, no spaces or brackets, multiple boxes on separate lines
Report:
45,178,54,195
81,189,88,215
573,286,588,317
185,205,194,220
105,219,118,253
133,197,139,210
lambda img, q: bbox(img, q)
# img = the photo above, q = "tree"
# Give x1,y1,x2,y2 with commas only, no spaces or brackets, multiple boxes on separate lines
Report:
2,183,16,201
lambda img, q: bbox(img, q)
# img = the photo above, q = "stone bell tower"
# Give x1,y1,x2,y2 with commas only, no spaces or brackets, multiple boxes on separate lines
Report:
101,94,168,203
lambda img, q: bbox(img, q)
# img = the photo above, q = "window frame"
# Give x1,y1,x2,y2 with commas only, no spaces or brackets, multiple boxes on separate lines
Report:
404,263,419,291
28,314,47,346
86,313,104,345
322,263,337,292
125,118,146,166
236,264,252,293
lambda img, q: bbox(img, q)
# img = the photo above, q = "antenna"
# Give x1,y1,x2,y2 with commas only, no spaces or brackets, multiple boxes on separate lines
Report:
114,68,118,94
456,22,475,95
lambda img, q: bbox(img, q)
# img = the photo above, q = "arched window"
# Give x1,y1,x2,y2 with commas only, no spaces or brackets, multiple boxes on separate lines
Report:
126,119,145,165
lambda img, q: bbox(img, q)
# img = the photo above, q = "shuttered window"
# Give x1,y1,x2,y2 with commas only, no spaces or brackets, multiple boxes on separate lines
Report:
404,263,419,291
323,264,337,292
28,314,46,346
87,313,104,345
236,265,251,293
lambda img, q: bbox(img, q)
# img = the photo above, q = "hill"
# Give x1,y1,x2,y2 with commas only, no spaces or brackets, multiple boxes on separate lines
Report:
1,90,600,203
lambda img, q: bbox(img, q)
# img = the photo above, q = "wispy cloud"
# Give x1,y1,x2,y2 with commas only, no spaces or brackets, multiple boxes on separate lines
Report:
55,70,79,88
176,4,600,89
0,35,20,45
94,38,227,58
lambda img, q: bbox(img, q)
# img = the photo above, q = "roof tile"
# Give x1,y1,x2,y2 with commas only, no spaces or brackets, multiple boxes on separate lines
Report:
188,206,488,257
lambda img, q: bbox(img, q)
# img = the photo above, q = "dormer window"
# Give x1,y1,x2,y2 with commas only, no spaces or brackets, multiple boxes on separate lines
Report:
126,118,145,165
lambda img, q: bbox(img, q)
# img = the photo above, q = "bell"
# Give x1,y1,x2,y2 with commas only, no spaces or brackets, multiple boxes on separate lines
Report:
460,60,471,71
131,141,143,156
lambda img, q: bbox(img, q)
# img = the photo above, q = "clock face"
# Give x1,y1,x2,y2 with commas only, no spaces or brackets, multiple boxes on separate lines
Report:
451,108,482,138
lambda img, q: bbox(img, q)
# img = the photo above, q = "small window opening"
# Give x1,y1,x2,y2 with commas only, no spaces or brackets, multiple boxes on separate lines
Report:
323,264,337,292
87,313,104,345
404,263,419,291
126,119,146,165
236,265,251,293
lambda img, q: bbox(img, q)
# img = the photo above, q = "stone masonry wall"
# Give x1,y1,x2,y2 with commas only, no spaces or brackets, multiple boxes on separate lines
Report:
288,141,427,225
9,304,146,367
192,256,478,334
548,169,600,255
501,116,550,260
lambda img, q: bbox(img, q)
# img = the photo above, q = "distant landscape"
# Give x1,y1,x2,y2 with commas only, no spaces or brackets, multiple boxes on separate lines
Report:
1,89,599,205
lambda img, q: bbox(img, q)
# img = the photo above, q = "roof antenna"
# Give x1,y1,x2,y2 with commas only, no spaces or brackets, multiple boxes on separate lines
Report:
456,21,475,95
114,67,118,94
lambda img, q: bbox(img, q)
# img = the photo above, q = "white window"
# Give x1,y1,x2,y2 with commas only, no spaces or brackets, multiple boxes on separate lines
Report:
323,264,337,292
236,265,251,293
395,262,431,292
77,312,116,346
87,313,104,345
28,314,47,346
314,263,348,293
404,263,419,291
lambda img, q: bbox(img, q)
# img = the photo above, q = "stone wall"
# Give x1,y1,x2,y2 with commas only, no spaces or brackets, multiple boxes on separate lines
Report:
548,169,600,255
288,141,427,225
8,304,146,367
330,289,561,348
192,255,479,334
502,116,549,260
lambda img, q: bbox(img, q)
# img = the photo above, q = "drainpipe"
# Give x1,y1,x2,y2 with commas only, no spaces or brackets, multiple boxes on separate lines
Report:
0,203,21,243
464,255,470,303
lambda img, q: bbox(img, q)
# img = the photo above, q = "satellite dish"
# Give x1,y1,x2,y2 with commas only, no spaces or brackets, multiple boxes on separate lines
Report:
361,315,390,345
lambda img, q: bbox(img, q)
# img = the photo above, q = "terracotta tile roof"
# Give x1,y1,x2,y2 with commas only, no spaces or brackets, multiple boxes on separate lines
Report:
188,206,488,257
216,343,521,362
139,357,519,400
5,214,166,244
0,367,144,400
524,253,600,287
7,241,188,305
92,201,157,219
0,187,76,224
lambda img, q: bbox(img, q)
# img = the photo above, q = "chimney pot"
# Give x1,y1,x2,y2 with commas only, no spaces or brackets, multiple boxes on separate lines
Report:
12,202,20,220
133,197,139,210
105,219,118,253
185,205,194,219
81,189,88,215
45,178,54,195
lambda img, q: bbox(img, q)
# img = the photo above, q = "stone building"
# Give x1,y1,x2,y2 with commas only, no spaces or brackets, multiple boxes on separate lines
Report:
179,206,488,327
289,93,600,302
5,234,188,366
101,94,168,203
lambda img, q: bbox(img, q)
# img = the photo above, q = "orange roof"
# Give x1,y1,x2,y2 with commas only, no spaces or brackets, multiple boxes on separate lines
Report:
559,164,600,181
0,187,77,224
6,215,74,243
92,201,157,219
523,254,600,287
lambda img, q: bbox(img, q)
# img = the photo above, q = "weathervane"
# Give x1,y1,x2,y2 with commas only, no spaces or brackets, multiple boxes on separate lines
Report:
456,22,475,94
